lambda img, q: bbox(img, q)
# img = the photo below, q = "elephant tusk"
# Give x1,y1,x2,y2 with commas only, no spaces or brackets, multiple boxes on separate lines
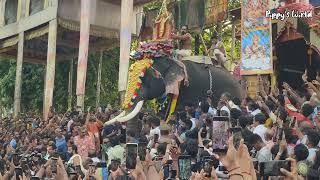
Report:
117,101,144,123
104,111,126,126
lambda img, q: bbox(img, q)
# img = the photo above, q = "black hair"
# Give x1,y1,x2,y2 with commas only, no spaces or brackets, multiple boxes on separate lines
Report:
265,100,276,112
306,130,320,147
278,106,288,121
200,101,210,113
72,144,78,154
254,113,266,124
48,143,57,150
149,115,160,127
239,115,249,128
157,143,167,156
294,144,309,162
230,108,242,120
185,140,198,159
277,94,285,106
301,103,314,117
185,119,193,130
179,111,188,122
248,134,263,145
110,136,121,147
232,97,241,106
185,128,198,139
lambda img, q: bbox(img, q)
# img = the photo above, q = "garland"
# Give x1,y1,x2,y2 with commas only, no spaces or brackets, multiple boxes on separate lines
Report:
122,58,154,109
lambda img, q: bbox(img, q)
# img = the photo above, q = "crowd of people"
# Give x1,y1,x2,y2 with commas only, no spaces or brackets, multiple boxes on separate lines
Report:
1,71,320,180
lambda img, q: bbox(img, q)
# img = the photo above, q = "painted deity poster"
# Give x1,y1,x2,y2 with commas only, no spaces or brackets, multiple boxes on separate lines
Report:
241,0,273,75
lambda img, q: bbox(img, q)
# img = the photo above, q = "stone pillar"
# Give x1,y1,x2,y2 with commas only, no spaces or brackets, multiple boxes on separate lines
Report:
96,50,103,108
118,0,133,102
76,0,90,110
13,32,24,118
0,0,6,26
43,19,57,120
68,59,74,111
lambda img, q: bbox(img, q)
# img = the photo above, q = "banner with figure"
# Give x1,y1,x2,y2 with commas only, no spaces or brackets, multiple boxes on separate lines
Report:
241,0,273,75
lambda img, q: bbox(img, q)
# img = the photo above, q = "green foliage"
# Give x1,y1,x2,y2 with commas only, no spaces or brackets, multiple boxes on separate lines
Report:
0,47,120,114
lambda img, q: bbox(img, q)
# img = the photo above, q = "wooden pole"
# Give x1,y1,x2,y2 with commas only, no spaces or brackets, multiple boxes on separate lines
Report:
68,59,74,111
199,33,208,55
13,32,24,118
231,22,236,62
43,19,57,121
76,0,90,110
118,0,133,102
96,50,103,108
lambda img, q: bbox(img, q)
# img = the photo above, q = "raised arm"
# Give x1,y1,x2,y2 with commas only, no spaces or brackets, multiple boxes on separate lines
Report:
171,33,191,40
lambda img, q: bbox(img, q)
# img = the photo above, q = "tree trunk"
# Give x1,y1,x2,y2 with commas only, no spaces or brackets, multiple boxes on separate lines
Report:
96,51,103,108
194,34,200,55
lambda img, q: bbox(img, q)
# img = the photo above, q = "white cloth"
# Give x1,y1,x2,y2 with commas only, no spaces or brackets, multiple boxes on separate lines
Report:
149,127,161,138
176,49,192,57
67,119,74,132
253,124,268,143
91,157,101,163
256,146,272,162
251,109,262,116
220,106,230,116
208,107,217,116
269,111,277,124
229,101,241,111
190,118,196,130
307,148,318,164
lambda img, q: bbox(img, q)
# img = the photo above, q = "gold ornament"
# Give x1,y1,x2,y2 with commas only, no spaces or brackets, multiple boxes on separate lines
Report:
122,58,153,109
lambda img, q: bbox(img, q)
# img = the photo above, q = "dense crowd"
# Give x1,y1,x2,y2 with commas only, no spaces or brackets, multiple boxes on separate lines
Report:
1,71,320,180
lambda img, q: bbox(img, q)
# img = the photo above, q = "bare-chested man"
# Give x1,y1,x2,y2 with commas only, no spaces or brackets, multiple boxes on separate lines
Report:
171,25,192,58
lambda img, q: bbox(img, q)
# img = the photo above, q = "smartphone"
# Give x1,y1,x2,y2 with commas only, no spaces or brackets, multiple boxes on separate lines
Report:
232,130,243,150
178,155,192,180
13,153,20,166
277,128,284,141
89,164,96,174
31,177,40,180
212,116,230,152
51,157,58,173
201,124,207,138
154,134,159,143
203,159,214,177
138,142,147,161
163,163,172,179
218,165,227,173
259,160,291,176
126,143,138,169
15,167,23,180
170,169,177,179
252,159,259,171
97,162,107,168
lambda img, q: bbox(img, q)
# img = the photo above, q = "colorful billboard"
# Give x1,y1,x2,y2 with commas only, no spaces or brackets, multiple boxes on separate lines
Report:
241,0,273,75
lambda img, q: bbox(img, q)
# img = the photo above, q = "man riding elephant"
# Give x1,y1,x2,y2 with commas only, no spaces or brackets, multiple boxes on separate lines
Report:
171,25,193,59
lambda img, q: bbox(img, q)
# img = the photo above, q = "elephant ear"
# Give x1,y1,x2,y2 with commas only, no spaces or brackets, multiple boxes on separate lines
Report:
163,60,186,95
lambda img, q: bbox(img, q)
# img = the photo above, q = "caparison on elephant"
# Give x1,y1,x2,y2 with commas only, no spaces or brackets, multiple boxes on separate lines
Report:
105,56,242,128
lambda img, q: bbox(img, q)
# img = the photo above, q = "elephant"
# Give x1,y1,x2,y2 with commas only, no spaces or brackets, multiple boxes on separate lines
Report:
105,56,242,134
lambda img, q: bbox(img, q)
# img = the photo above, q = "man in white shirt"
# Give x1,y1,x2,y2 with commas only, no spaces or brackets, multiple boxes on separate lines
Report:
253,113,268,143
249,134,272,162
305,130,320,164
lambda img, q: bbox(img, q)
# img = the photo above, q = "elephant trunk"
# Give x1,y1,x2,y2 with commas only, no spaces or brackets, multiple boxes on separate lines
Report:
104,100,144,126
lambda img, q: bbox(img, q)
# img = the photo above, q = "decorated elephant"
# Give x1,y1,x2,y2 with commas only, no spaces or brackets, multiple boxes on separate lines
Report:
105,47,242,129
